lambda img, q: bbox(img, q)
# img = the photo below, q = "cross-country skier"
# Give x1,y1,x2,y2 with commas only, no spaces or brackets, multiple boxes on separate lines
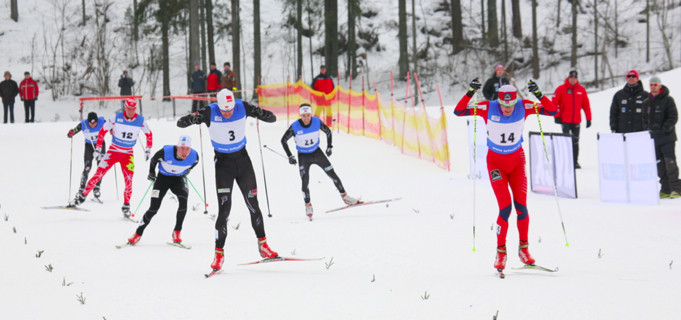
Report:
70,98,153,218
281,103,359,220
67,112,107,200
454,79,556,272
177,88,279,271
126,135,199,246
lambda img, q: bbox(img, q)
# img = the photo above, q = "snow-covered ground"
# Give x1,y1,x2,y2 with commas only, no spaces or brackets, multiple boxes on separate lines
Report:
1,67,680,319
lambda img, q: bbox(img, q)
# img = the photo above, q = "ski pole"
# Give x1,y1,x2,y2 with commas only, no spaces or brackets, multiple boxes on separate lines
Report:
132,180,154,218
263,144,288,159
533,101,570,247
68,137,74,200
472,93,479,252
198,125,209,214
185,176,207,206
256,120,273,218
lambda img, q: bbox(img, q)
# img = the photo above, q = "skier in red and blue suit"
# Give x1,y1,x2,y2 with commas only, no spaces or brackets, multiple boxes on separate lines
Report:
454,79,556,272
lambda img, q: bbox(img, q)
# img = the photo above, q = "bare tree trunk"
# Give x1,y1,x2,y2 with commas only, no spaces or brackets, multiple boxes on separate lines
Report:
511,0,521,39
11,0,18,22
646,0,650,62
450,0,464,54
594,0,598,83
347,0,357,78
481,0,485,41
324,0,338,78
189,0,200,80
206,0,215,65
614,0,618,58
411,0,418,104
571,0,577,68
531,0,539,79
555,0,560,28
501,0,507,63
296,0,303,80
231,0,241,98
654,0,674,69
133,0,139,41
487,0,498,47
398,0,408,79
161,0,171,100
200,0,207,69
307,0,314,81
81,0,86,25
254,0,261,96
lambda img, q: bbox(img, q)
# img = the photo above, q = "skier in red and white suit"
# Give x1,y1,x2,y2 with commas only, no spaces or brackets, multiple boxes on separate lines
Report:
454,79,556,272
70,98,153,218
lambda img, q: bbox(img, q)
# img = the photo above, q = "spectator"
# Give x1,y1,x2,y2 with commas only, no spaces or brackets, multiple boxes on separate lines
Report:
118,70,135,110
311,65,335,126
206,62,222,94
190,62,207,113
610,70,649,133
646,76,680,199
0,71,19,123
482,64,510,101
220,62,238,97
552,70,592,169
18,71,38,123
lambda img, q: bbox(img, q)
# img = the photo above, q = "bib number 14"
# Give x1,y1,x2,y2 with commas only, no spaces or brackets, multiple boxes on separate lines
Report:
500,132,515,144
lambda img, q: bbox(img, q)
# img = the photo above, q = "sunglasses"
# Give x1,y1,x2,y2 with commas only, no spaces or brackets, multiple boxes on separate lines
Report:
627,74,638,78
650,83,660,87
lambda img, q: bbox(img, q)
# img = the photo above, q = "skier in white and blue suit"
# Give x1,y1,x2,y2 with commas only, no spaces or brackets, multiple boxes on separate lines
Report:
125,135,199,246
66,112,107,199
281,103,359,219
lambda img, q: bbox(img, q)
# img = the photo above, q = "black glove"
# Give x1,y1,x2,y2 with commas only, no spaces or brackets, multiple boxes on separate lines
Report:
67,129,75,138
145,149,151,161
326,146,333,157
189,113,203,124
253,106,265,117
288,155,297,165
528,80,543,99
586,120,592,128
554,117,562,124
147,172,156,182
467,78,481,97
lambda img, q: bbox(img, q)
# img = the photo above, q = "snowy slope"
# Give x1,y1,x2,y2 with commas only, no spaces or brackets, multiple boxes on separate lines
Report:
2,67,681,319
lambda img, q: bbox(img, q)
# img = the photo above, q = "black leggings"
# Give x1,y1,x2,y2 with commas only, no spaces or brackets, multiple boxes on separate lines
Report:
213,149,266,249
298,148,345,204
3,102,14,123
23,99,35,122
136,175,189,235
561,123,581,163
80,142,106,191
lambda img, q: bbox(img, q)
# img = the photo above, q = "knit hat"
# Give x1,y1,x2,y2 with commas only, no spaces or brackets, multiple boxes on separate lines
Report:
194,62,200,67
498,85,518,107
626,69,639,78
217,89,236,111
125,97,137,108
177,135,192,147
568,70,578,78
649,76,661,85
495,64,504,71
87,112,98,123
3,71,10,77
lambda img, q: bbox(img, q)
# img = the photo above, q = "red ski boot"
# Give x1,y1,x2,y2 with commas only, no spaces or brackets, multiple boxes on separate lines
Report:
211,248,225,271
128,233,141,245
519,241,536,265
258,237,279,258
172,230,182,243
494,246,507,270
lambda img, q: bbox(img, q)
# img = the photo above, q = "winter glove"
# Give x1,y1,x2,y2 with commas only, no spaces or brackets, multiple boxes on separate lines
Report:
189,113,203,124
253,106,265,117
145,149,151,161
67,129,75,138
93,148,103,161
326,146,333,157
288,155,297,165
147,172,156,182
586,120,592,128
554,117,562,124
467,78,482,97
527,80,543,99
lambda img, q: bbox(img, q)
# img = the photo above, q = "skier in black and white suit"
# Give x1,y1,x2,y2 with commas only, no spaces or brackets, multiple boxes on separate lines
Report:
281,103,359,219
125,135,199,246
177,88,278,272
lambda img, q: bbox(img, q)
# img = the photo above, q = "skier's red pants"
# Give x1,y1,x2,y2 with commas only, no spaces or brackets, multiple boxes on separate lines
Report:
486,148,529,248
83,151,135,204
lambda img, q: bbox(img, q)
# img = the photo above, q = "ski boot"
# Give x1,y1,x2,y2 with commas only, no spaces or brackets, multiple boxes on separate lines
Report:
305,203,313,220
670,191,681,199
121,203,131,219
128,233,141,245
341,193,360,205
519,241,536,265
172,230,182,244
211,248,225,271
494,246,507,270
660,191,670,199
258,237,279,258
93,186,101,199
69,192,86,207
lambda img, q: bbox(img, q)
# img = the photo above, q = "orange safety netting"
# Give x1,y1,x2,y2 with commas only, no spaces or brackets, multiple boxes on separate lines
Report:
257,80,450,170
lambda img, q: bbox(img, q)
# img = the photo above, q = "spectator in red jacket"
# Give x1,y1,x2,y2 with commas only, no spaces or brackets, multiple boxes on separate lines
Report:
311,65,335,126
552,70,592,168
206,62,222,94
19,71,39,123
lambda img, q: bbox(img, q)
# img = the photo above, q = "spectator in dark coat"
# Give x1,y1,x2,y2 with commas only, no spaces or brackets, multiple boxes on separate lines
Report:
552,70,592,168
207,62,222,94
482,64,510,101
646,76,680,199
118,70,135,110
18,71,38,123
0,71,19,123
610,70,649,133
190,62,207,113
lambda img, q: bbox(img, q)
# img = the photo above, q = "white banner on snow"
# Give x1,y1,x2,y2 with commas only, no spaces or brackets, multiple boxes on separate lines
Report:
467,117,488,179
528,132,577,198
597,132,658,205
